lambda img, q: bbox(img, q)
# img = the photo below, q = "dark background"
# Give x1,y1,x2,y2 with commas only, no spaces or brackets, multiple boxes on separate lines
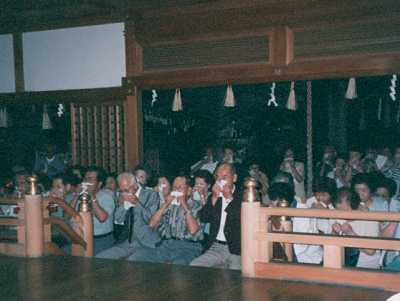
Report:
0,76,399,182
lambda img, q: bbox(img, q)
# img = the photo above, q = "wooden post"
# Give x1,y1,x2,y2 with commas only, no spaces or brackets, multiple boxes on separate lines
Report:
79,194,93,257
13,32,25,92
324,245,344,269
125,87,143,170
241,178,261,277
17,200,25,246
24,177,44,257
306,81,313,197
124,21,144,170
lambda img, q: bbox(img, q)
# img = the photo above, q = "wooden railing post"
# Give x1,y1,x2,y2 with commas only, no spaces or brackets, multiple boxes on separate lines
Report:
24,176,44,257
241,178,261,277
324,245,344,269
72,193,93,257
279,199,293,262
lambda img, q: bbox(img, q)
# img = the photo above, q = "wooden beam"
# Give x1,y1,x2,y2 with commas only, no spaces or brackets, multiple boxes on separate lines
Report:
128,52,400,89
256,232,400,251
254,262,400,292
0,87,125,104
0,243,25,257
124,86,143,170
124,21,144,170
259,207,400,222
12,32,24,92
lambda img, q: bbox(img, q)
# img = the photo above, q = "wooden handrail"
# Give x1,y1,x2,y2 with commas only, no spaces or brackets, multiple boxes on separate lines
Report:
260,207,400,222
0,197,21,205
46,217,86,249
257,232,400,251
0,217,22,227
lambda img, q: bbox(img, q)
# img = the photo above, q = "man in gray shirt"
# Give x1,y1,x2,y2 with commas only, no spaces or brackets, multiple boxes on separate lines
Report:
96,172,160,259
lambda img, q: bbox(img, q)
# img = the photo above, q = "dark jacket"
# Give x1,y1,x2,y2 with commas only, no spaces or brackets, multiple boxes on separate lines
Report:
199,191,242,255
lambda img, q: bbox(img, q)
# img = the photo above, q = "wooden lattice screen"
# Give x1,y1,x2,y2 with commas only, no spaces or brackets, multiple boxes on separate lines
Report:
70,102,125,174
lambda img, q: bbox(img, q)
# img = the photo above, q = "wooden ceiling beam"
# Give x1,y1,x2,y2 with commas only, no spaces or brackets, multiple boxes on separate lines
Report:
126,52,400,89
0,87,124,104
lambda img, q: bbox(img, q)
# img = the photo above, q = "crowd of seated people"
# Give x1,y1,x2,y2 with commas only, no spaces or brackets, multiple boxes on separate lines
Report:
0,144,399,272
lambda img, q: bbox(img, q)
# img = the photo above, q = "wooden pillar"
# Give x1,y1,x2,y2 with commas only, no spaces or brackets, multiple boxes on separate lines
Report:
306,81,313,196
269,26,294,67
72,194,93,257
124,21,143,170
24,195,44,257
241,178,260,277
13,32,25,92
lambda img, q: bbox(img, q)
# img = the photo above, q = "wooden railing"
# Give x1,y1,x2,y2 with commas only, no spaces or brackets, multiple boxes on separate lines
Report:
241,179,400,292
0,177,93,257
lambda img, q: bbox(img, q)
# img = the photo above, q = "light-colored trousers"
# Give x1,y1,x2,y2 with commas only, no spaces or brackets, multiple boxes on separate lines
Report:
190,242,241,270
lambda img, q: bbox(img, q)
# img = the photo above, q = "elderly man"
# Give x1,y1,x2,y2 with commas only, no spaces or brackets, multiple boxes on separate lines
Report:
96,172,160,259
128,176,203,265
190,163,242,270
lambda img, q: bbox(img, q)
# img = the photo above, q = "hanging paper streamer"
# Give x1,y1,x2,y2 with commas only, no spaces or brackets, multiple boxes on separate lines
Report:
0,107,8,128
389,74,397,101
172,89,183,112
267,82,278,107
42,105,53,130
377,98,382,121
224,85,236,107
151,89,158,107
345,77,357,99
57,104,64,117
286,81,297,111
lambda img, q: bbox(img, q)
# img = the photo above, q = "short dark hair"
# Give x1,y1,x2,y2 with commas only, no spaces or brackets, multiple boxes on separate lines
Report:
62,173,81,186
85,166,104,183
375,176,397,198
193,170,213,186
351,173,374,191
334,187,360,210
268,182,295,205
313,177,337,197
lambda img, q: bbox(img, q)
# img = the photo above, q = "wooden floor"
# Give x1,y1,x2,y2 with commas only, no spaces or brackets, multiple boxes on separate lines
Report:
0,255,395,301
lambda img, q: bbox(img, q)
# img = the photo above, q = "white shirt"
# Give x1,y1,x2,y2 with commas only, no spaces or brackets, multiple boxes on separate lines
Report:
352,220,381,269
216,190,234,242
292,197,334,264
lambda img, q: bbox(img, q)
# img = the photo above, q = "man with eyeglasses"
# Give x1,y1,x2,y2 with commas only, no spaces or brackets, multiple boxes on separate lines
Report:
96,172,160,259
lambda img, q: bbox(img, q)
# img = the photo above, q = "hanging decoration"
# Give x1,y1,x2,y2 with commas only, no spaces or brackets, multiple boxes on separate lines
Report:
0,107,8,128
267,82,278,107
172,89,183,112
345,77,357,99
42,105,53,130
377,98,382,121
286,81,297,111
151,89,158,107
389,74,397,101
224,85,236,107
57,104,64,117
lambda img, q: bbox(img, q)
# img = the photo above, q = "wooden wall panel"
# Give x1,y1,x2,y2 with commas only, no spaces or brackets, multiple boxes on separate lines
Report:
70,102,125,174
143,35,269,70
